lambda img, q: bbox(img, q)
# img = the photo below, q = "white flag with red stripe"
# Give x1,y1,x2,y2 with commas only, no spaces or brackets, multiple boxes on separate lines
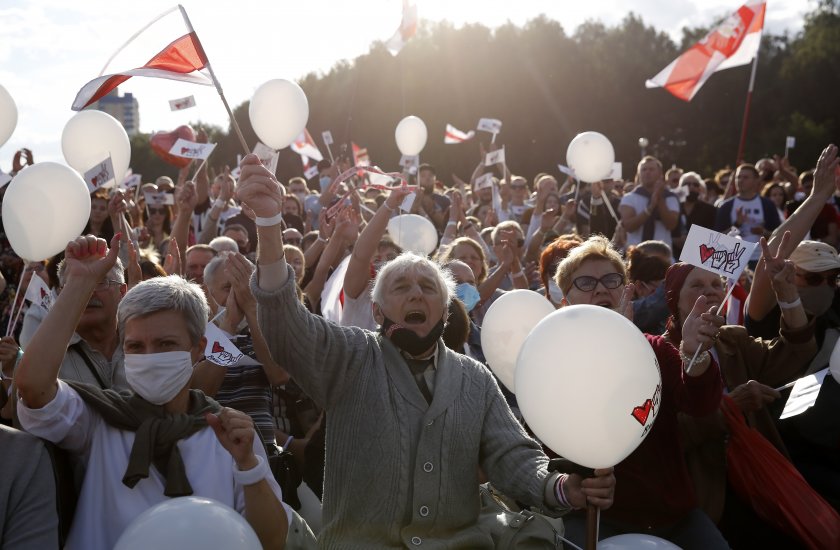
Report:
646,1,765,101
386,0,418,55
291,129,324,162
444,124,475,144
302,156,319,179
71,6,212,111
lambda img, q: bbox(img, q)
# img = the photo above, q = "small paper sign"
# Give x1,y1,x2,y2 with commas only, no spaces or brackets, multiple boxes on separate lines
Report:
24,275,54,311
304,162,319,179
169,95,196,111
122,173,142,189
475,172,494,191
485,146,506,167
609,162,622,181
780,368,829,419
83,157,116,192
144,191,175,206
0,170,11,189
253,142,280,174
400,154,419,169
322,130,334,145
204,322,244,367
557,164,575,178
169,138,216,160
679,225,758,280
477,118,502,134
785,136,796,149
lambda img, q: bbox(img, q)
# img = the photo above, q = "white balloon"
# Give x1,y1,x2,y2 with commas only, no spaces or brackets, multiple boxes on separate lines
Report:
515,305,661,468
566,131,615,182
481,290,556,392
0,83,17,148
114,497,261,550
62,110,131,187
249,79,309,150
1,163,91,261
395,115,428,156
598,533,681,549
387,214,438,256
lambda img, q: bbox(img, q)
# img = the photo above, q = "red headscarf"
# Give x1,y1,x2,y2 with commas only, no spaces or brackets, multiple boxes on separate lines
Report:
663,262,696,345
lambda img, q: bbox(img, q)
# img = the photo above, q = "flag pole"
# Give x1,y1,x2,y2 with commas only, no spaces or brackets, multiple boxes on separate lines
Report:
177,5,250,156
734,45,761,170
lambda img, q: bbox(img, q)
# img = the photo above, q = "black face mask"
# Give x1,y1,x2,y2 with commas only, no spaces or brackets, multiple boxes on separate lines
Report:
380,316,445,356
686,190,700,203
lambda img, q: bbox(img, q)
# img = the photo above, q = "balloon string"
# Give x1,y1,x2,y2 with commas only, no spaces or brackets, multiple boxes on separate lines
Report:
5,269,26,337
684,281,735,374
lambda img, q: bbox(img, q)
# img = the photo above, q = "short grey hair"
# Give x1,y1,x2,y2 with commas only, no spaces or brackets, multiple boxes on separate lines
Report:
371,253,456,312
203,254,230,288
209,236,239,254
117,275,208,346
58,256,125,287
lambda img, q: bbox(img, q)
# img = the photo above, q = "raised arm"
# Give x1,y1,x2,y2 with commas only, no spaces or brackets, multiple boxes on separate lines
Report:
343,186,412,299
748,144,839,321
15,235,120,408
171,181,198,267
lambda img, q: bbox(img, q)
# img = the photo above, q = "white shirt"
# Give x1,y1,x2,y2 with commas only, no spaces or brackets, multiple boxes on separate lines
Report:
340,291,378,331
619,192,680,246
731,195,765,260
17,380,290,550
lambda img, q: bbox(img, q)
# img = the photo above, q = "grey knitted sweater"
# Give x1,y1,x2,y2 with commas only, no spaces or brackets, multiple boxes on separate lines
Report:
253,266,560,549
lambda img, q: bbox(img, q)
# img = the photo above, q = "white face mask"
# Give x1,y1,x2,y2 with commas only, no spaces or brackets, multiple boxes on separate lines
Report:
548,279,565,305
124,351,194,405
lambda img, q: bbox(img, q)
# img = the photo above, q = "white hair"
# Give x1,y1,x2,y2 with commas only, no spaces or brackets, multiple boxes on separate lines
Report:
371,253,456,311
117,275,208,345
209,236,239,254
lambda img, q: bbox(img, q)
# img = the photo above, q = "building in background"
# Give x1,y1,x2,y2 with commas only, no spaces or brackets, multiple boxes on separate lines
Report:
90,88,139,135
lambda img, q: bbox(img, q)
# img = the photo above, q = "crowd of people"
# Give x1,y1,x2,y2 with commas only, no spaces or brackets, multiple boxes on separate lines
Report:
1,139,839,550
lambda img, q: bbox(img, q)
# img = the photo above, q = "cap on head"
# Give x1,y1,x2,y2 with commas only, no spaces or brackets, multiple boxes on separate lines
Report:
790,241,840,272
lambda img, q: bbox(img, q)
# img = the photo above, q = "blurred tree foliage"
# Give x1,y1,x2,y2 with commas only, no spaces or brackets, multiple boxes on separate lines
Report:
131,3,839,187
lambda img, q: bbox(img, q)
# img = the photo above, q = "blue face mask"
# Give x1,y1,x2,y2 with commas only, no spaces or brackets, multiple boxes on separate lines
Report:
455,282,481,312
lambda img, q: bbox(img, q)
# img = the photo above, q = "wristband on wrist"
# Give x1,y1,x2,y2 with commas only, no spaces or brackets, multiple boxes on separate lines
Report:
778,296,802,310
283,435,295,450
316,235,328,244
254,213,284,227
232,455,269,486
446,221,457,227
679,342,711,369
212,198,226,209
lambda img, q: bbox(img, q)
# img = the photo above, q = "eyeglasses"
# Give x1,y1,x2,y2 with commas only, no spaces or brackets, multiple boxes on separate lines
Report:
796,271,839,287
147,207,167,215
93,279,121,292
572,272,625,292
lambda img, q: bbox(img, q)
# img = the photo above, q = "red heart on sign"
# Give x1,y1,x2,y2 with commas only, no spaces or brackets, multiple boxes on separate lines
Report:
699,244,716,263
631,399,653,426
150,125,196,168
211,341,225,354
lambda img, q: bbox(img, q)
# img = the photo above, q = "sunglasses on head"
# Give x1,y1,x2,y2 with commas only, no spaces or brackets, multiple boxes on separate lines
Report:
572,272,625,292
797,271,839,287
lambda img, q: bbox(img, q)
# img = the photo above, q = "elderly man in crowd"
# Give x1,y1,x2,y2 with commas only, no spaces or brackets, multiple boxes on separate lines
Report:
14,235,289,549
236,154,615,548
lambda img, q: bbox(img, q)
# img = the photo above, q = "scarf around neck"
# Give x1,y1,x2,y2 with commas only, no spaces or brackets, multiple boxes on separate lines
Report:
66,381,221,497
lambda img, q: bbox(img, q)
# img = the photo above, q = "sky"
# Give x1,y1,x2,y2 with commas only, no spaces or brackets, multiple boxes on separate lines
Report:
0,0,814,167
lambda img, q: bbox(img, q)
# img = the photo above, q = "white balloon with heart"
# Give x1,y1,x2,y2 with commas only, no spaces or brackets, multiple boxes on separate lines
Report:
515,304,662,469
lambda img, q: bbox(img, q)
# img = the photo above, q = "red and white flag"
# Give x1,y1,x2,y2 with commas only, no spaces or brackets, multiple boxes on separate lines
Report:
352,142,370,167
71,6,213,111
444,124,475,144
24,275,54,312
291,129,324,162
302,156,319,180
386,0,418,56
646,1,765,101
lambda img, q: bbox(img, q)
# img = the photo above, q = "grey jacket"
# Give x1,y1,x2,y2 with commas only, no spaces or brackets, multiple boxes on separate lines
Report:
253,266,562,549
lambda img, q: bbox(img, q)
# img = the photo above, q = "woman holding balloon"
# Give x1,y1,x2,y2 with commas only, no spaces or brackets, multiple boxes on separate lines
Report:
551,235,728,549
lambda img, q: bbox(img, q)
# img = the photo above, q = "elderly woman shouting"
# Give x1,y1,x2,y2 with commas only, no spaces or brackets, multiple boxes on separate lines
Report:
553,235,728,550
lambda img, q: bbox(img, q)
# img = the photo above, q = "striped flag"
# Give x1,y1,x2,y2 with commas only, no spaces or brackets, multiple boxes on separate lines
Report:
291,129,324,162
71,6,212,111
444,124,475,144
386,0,418,55
646,1,765,101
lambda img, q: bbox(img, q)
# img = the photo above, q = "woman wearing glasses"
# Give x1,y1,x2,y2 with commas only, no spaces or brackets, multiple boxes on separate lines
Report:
554,235,730,549
141,202,173,259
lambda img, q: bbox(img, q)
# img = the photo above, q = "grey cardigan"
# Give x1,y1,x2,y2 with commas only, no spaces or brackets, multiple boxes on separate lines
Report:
253,266,562,549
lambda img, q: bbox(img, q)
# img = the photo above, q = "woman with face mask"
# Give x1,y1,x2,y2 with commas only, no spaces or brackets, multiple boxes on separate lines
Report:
14,235,297,549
